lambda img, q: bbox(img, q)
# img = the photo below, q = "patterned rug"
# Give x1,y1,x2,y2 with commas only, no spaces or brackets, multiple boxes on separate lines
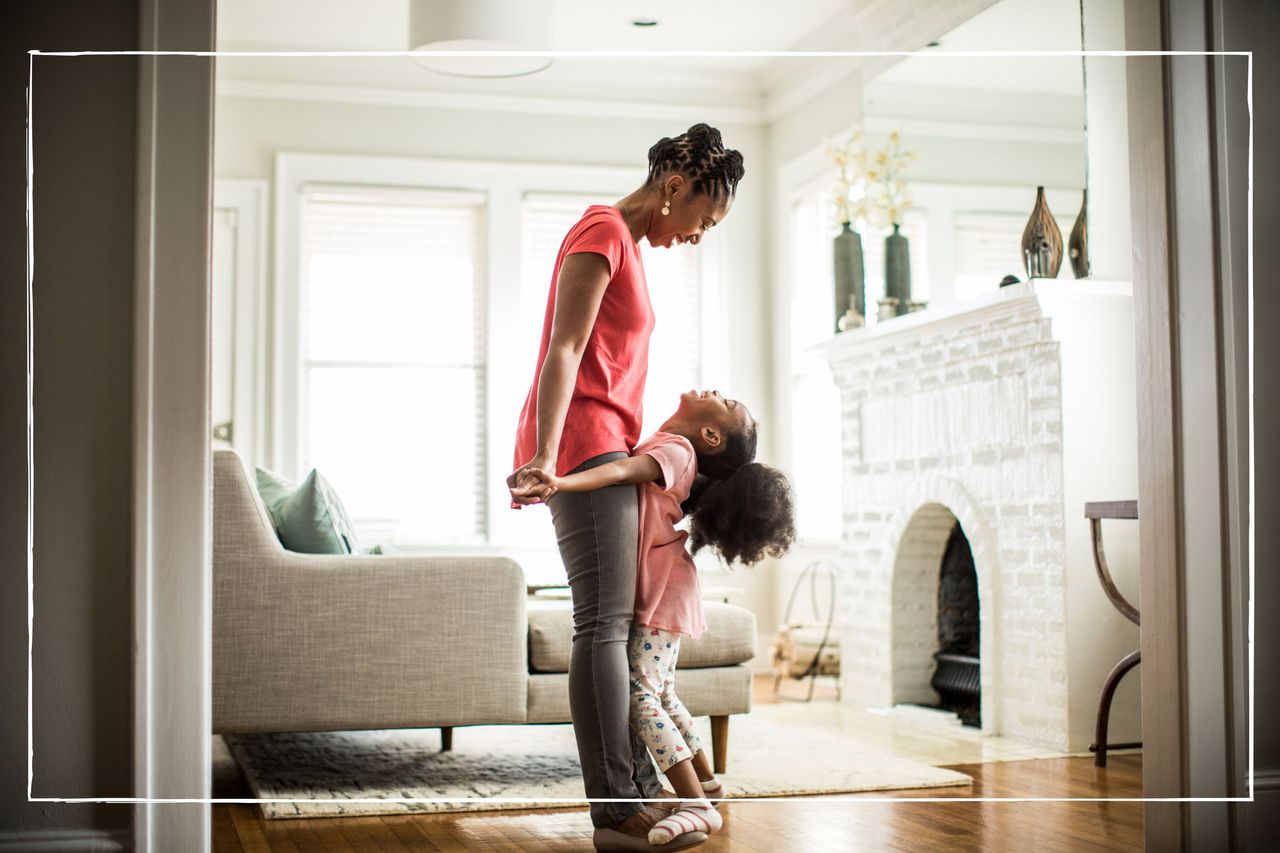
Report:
226,705,972,819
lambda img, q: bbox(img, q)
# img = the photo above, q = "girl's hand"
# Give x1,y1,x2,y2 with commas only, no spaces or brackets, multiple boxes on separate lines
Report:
508,453,557,506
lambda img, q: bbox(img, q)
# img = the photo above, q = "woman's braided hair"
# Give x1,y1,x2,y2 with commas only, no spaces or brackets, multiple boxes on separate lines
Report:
646,123,745,200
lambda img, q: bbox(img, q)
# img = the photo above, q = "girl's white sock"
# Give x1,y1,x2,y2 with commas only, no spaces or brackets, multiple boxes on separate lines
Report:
699,776,725,805
647,798,722,845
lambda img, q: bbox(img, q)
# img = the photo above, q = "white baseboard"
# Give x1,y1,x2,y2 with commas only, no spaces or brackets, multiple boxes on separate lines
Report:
0,829,130,852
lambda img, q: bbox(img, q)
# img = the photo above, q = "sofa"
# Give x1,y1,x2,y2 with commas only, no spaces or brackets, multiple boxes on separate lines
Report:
212,448,756,772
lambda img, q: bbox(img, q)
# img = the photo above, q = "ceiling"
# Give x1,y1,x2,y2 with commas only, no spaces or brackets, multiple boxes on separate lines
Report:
216,0,852,63
214,0,1084,123
872,0,1083,95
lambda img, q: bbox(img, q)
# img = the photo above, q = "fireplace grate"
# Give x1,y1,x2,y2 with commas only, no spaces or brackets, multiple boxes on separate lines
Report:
931,651,980,708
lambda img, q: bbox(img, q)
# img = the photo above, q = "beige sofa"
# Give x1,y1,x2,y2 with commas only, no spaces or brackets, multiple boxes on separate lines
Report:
212,448,756,772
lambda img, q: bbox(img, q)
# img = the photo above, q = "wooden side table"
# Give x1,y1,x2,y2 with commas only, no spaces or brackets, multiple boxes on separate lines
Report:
1085,500,1142,767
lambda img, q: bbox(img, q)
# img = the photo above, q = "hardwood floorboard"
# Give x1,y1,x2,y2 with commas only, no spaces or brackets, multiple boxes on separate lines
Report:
378,816,447,852
228,804,277,853
277,818,331,853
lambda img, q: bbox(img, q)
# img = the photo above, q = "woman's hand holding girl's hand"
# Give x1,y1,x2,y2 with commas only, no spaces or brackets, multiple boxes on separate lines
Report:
518,468,559,501
507,454,558,506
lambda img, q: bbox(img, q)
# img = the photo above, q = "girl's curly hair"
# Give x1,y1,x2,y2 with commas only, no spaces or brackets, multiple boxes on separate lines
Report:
680,422,796,566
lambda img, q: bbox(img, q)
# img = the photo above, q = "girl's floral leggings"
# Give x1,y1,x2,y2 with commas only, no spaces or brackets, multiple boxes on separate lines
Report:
627,624,704,770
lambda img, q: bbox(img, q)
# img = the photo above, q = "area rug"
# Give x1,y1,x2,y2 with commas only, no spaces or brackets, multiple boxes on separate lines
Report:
225,705,972,819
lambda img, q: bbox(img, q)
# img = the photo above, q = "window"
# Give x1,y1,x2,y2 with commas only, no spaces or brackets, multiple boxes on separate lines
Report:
787,190,845,543
297,186,486,545
521,194,704,440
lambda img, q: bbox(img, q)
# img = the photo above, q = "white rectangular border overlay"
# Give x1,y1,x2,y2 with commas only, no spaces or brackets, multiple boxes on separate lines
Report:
25,47,1252,805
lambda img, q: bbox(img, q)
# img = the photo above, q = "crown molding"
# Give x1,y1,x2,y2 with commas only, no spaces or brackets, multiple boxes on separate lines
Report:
216,78,766,125
862,115,1083,145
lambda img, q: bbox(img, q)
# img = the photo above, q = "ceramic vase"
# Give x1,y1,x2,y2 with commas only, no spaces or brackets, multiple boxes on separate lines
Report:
1020,186,1063,279
832,222,866,333
1068,189,1089,278
884,223,911,316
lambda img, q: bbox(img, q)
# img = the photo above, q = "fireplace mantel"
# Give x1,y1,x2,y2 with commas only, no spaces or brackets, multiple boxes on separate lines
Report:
816,278,1140,752
816,279,1134,361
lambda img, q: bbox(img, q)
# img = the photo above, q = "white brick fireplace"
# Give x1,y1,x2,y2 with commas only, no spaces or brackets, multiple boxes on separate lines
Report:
818,280,1141,752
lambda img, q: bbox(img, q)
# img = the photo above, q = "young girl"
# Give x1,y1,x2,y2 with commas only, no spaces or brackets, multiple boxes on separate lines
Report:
521,389,796,846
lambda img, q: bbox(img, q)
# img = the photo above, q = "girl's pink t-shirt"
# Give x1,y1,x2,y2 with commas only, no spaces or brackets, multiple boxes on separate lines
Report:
632,432,708,639
513,206,654,479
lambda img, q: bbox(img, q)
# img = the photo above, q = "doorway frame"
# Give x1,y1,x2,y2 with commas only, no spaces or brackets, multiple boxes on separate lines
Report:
131,0,216,850
1125,0,1253,849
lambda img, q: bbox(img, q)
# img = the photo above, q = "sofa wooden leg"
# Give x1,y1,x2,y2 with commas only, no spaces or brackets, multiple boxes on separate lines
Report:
710,715,728,775
440,727,453,752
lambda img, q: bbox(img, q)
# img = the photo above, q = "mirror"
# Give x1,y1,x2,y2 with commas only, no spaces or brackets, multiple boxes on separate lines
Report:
857,0,1087,315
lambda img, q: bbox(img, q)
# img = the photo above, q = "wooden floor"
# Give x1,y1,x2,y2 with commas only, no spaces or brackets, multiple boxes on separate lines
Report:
214,678,1143,852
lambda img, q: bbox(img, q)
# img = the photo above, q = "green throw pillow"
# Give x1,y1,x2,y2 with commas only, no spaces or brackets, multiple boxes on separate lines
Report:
363,544,402,555
254,466,361,555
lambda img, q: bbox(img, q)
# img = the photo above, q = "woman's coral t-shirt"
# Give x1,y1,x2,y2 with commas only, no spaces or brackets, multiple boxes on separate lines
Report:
513,206,654,478
632,432,707,640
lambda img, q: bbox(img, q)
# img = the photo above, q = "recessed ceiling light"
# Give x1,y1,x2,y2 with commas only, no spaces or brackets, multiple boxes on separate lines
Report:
632,19,659,27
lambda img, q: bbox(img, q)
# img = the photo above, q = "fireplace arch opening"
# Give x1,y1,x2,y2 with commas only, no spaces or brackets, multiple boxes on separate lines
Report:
890,502,982,727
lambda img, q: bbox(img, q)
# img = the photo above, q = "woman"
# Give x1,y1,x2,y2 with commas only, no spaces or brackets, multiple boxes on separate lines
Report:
508,124,744,853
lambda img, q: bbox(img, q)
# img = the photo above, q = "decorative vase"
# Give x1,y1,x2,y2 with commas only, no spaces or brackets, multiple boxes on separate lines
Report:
884,223,911,316
876,297,900,323
1068,189,1089,278
832,222,866,333
1020,186,1063,279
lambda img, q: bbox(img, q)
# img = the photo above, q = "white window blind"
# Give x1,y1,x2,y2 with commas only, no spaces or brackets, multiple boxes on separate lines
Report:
298,186,487,545
521,194,702,441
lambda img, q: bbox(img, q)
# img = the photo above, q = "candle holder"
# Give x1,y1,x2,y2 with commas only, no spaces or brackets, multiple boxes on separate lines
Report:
876,297,900,323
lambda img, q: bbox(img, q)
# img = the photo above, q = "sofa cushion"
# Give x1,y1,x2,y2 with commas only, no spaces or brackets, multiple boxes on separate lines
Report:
528,600,756,673
255,466,361,555
528,665,753,723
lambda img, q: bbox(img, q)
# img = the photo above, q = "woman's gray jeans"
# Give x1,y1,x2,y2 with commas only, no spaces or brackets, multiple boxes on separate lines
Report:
548,451,663,828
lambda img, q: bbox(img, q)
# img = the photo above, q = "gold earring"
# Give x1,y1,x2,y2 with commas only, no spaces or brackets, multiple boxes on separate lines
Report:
661,199,671,216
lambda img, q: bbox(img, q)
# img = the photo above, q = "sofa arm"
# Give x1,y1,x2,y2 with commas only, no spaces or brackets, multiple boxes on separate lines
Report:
213,552,527,733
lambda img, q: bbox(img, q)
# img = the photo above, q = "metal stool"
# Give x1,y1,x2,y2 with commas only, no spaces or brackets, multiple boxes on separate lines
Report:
771,560,840,702
1085,500,1142,767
